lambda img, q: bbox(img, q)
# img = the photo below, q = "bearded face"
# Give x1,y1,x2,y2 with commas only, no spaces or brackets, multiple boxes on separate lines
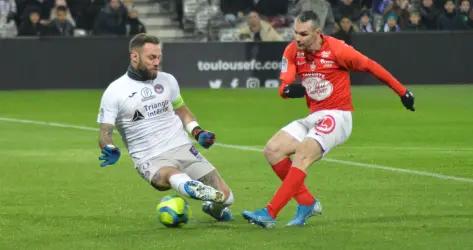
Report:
130,43,161,80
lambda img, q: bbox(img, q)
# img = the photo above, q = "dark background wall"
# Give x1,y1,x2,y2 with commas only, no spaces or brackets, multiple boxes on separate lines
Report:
0,37,129,90
350,32,473,85
0,32,472,90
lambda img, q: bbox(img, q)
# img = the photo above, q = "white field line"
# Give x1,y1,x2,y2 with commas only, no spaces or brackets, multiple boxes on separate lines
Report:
1,116,473,184
215,143,473,184
339,145,473,152
322,158,473,183
0,117,98,132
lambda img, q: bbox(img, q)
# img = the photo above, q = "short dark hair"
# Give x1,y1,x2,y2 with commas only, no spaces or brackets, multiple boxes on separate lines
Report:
129,33,160,53
297,11,320,28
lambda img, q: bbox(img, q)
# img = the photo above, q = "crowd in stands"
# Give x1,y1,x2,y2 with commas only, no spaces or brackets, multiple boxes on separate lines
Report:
178,0,473,42
0,0,145,37
1,0,472,41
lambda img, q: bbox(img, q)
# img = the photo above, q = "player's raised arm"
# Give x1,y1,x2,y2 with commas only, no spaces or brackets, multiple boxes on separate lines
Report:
334,42,415,111
174,105,215,149
98,123,120,167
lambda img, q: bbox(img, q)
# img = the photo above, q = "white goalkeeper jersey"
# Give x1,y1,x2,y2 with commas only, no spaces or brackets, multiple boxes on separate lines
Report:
97,71,191,164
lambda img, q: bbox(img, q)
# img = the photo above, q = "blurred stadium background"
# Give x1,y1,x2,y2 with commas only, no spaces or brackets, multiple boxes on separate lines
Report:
1,0,473,249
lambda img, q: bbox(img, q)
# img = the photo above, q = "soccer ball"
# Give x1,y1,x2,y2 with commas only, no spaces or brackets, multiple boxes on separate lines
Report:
156,195,191,227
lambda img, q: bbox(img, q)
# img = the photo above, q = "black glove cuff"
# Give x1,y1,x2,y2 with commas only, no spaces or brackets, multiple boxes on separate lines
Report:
191,127,203,140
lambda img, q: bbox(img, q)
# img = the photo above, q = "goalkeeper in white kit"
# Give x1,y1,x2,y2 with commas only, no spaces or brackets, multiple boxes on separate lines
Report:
97,33,233,221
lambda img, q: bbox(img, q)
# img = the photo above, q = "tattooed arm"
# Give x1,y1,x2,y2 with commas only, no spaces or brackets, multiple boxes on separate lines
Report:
99,123,115,149
98,123,120,167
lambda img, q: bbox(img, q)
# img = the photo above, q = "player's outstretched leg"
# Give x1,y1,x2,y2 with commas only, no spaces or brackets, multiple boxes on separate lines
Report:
269,157,321,226
242,167,307,229
152,170,225,203
286,199,322,226
243,139,322,228
241,208,276,228
265,131,320,226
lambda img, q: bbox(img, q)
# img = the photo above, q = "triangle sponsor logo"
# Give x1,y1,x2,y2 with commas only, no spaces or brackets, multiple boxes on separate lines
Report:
132,110,145,122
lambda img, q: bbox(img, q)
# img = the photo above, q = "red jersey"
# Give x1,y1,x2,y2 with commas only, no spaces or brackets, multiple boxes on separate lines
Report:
279,35,407,112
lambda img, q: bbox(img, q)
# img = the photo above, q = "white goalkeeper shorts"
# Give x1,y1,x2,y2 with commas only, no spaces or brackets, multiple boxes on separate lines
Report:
135,143,215,183
281,110,352,155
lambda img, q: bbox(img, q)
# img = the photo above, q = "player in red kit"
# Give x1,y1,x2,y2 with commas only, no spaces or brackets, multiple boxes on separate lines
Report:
242,11,415,228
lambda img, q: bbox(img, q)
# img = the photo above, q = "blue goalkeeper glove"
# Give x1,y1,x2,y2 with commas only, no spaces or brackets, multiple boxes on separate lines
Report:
99,145,121,167
192,127,215,149
401,89,415,111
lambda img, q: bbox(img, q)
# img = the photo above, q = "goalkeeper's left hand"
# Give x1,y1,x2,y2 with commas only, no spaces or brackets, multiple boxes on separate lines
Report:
192,127,215,149
401,89,415,111
99,144,121,167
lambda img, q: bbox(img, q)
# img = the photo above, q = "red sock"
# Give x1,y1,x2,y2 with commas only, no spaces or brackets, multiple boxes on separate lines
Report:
272,158,315,206
267,167,307,218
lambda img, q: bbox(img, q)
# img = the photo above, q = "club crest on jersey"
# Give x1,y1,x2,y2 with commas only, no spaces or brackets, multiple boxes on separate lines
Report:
154,84,164,94
315,115,336,134
141,87,156,101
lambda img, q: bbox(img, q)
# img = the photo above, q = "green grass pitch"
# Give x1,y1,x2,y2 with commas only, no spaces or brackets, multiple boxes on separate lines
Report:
0,85,472,249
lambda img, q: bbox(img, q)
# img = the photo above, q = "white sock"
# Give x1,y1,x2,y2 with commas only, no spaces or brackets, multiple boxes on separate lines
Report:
206,191,234,213
169,173,192,197
224,191,234,206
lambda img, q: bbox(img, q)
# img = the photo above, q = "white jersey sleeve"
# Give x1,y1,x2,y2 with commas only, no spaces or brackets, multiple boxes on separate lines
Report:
97,85,120,125
168,74,181,103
